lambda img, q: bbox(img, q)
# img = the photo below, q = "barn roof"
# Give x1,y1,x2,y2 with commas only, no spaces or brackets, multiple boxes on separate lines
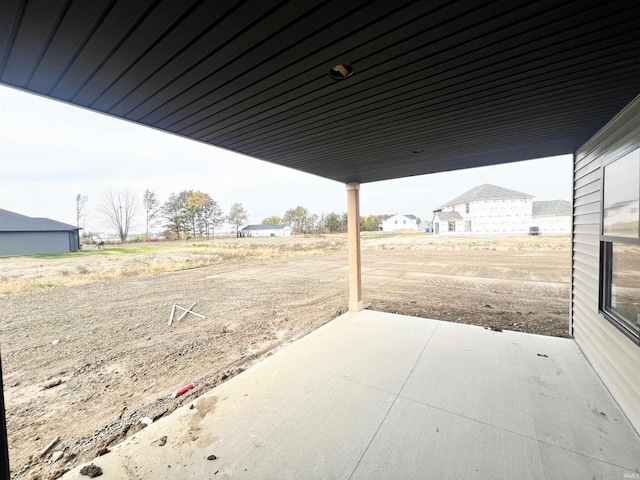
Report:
0,208,79,232
439,184,534,209
532,199,572,216
1,1,639,184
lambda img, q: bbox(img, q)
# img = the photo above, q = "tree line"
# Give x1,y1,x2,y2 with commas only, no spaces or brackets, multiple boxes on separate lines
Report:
76,188,249,242
262,206,395,234
75,192,415,242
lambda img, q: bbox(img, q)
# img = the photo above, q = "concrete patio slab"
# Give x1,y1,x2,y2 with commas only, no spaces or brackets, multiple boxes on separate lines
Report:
61,310,640,479
400,320,640,468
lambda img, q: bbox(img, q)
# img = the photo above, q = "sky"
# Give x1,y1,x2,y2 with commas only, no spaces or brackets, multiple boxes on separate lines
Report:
0,85,573,235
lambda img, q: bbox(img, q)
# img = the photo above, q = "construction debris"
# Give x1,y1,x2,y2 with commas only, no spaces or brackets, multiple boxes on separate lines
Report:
50,451,64,463
171,382,195,398
40,436,60,458
139,416,153,426
168,302,206,326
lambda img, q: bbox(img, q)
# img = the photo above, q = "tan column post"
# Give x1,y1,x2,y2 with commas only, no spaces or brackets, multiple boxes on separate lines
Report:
346,182,363,311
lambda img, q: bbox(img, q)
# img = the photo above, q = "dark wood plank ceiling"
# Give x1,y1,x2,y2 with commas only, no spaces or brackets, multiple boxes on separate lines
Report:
1,0,639,183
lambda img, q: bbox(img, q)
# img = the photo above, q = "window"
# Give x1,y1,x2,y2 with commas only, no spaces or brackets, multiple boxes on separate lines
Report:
600,148,640,344
448,221,455,232
465,203,470,214
465,220,471,232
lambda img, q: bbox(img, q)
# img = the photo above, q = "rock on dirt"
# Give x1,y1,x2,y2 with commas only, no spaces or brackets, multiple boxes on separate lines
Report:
79,463,103,477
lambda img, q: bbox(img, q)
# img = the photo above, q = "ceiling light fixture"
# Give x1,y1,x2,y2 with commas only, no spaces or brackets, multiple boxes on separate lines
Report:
412,148,424,153
329,64,355,80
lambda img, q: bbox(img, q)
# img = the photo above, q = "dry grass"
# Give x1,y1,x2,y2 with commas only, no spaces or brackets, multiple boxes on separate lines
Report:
0,234,569,296
0,237,347,295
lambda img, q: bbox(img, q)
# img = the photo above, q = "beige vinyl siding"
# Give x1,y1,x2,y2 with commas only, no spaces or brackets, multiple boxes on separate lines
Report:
572,94,640,433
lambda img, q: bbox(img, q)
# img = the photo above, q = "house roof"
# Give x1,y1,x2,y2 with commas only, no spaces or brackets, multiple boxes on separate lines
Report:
1,2,638,184
383,214,417,221
532,200,572,216
433,211,463,222
0,208,79,232
439,184,534,209
242,224,289,231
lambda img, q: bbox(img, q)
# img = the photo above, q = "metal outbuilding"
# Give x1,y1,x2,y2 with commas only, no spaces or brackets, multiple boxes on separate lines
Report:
0,208,80,256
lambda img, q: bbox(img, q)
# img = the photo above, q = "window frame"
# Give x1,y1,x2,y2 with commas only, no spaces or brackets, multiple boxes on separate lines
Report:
598,148,640,346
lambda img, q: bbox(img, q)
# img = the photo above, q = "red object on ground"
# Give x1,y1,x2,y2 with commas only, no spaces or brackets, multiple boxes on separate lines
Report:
172,382,194,398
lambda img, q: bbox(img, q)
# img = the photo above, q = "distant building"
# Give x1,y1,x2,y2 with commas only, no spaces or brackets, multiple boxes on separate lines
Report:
0,208,80,256
432,184,571,234
380,214,419,232
241,224,292,237
418,221,433,232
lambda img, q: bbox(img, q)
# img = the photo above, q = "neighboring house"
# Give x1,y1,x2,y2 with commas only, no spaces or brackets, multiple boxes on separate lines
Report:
0,208,80,256
241,224,292,237
432,184,570,234
531,200,572,233
380,214,419,232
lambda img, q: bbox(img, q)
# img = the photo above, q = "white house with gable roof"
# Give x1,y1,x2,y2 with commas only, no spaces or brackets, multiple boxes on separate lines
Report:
380,214,419,232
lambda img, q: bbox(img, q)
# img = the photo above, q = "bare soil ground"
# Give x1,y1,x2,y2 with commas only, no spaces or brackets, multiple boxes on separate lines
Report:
0,234,571,479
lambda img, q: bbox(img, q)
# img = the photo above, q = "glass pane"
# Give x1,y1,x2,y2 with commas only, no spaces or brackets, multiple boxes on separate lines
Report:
610,243,640,332
603,149,639,238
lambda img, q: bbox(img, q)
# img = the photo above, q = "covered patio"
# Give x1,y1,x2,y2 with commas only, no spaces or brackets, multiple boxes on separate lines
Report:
60,310,640,479
1,1,640,477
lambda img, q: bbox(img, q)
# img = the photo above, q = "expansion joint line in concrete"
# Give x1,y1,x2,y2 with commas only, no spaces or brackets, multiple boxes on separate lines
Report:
347,322,441,479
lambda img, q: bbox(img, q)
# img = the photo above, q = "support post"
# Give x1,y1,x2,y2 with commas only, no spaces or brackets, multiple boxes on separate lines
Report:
346,182,363,311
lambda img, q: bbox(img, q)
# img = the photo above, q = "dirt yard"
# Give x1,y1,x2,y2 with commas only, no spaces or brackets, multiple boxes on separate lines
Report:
0,234,571,479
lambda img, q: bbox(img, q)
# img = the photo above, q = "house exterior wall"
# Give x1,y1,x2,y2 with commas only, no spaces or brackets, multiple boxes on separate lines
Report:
0,231,79,256
381,215,418,232
572,95,640,433
531,215,572,233
437,199,532,234
432,216,462,234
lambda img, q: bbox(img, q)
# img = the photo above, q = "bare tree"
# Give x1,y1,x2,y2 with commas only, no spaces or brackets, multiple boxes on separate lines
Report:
75,194,88,228
99,188,138,243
